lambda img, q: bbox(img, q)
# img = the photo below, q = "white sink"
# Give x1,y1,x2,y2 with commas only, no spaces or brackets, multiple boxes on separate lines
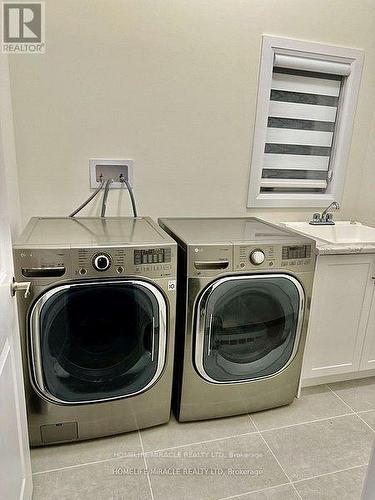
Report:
282,221,375,245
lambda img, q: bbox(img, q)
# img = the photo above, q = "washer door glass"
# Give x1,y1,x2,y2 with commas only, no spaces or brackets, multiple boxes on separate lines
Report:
195,275,304,383
30,280,166,403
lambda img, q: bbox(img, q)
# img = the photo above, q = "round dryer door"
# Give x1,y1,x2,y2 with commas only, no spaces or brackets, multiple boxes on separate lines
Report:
195,274,304,383
29,280,167,404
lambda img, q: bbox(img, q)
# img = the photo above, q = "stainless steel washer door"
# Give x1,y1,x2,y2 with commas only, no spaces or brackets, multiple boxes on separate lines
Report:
194,274,305,384
29,280,167,404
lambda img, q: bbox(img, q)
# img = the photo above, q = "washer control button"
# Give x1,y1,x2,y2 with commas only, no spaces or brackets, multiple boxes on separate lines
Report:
250,250,265,265
117,266,124,274
79,268,87,275
92,253,111,271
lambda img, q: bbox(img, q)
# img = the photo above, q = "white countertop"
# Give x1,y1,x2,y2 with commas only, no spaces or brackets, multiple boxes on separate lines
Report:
313,242,375,256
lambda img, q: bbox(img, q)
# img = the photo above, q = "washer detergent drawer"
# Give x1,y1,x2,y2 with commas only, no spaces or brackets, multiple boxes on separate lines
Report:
29,279,167,404
194,274,305,383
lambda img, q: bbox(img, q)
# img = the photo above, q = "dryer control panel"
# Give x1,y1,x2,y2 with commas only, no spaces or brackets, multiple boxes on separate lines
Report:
234,243,315,272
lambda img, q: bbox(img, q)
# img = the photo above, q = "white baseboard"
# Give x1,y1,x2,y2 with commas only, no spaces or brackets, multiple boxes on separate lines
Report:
302,369,375,387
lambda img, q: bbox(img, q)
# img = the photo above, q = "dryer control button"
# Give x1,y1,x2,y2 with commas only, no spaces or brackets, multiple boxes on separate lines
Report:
250,250,265,265
93,253,111,271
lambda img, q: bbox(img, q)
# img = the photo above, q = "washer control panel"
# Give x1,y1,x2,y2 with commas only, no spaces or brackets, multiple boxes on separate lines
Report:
71,246,175,279
14,244,177,283
234,243,314,272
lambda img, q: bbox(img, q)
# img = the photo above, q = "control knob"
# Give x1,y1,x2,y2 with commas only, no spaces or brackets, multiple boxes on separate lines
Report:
250,249,265,265
92,253,111,271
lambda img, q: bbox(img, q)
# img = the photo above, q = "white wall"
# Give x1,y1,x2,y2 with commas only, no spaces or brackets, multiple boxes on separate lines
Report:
7,0,375,226
0,55,21,236
356,108,375,226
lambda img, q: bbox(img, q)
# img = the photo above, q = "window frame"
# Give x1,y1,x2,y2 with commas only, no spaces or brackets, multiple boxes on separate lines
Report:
247,35,364,208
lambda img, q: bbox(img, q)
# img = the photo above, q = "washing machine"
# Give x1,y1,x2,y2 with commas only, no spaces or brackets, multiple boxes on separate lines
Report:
13,217,177,446
158,217,316,421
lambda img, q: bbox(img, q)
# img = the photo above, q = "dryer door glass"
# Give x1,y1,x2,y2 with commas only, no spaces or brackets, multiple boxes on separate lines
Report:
30,280,167,404
195,275,304,383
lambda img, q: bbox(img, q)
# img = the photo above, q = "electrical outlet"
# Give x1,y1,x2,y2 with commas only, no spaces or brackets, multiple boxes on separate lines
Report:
89,159,134,189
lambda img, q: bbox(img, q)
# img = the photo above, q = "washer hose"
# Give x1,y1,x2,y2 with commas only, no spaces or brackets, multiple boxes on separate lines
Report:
120,176,138,218
100,179,113,218
69,179,105,217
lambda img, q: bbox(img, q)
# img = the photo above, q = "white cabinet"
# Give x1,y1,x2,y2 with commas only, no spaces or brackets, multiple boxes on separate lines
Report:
302,253,375,383
360,287,375,370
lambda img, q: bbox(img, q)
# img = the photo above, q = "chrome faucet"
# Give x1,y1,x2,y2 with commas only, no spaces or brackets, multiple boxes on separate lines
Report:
309,201,340,225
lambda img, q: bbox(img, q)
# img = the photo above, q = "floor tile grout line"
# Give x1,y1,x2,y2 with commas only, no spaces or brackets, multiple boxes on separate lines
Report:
258,411,355,434
31,454,137,475
217,481,292,500
355,412,375,432
218,462,370,500
248,414,303,500
358,408,375,415
326,385,358,412
138,430,155,500
142,429,259,456
326,385,375,432
144,412,358,454
291,462,368,484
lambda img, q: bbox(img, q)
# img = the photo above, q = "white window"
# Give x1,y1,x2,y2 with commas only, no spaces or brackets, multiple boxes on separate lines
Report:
248,36,364,208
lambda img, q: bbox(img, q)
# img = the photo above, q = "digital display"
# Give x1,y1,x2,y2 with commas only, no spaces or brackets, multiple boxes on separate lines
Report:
134,248,171,265
282,245,311,260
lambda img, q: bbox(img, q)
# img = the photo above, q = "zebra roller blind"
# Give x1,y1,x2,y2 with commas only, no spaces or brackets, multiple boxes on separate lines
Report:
261,55,350,194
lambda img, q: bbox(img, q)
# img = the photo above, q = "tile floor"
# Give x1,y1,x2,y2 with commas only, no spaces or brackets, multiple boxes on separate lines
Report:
31,378,375,500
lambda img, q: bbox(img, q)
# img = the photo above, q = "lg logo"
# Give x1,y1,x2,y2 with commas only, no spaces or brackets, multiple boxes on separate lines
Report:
2,2,45,53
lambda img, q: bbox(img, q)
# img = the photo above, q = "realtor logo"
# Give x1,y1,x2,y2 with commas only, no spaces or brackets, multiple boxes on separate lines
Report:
2,2,45,53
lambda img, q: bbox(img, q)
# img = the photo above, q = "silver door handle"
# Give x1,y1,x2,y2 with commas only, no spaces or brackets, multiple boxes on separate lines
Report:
151,317,155,361
207,313,213,355
11,278,32,298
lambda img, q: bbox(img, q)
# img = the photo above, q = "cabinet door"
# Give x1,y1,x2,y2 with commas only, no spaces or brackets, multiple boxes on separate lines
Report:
302,254,375,380
360,283,375,370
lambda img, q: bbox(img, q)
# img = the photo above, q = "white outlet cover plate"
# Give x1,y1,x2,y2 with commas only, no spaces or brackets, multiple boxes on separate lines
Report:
89,158,134,189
